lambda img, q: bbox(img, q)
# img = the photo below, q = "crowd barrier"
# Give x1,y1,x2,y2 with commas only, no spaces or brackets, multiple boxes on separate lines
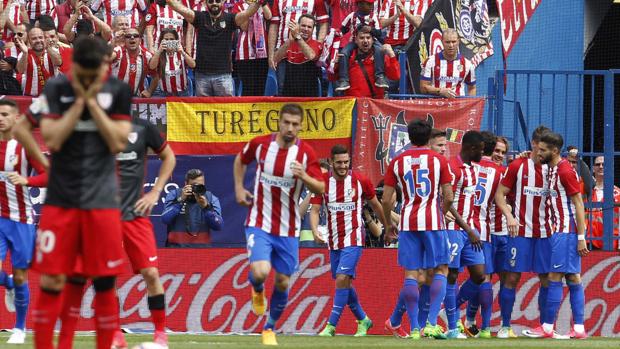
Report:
1,250,617,336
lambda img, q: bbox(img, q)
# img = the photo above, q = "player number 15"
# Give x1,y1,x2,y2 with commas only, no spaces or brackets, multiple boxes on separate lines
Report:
404,168,431,197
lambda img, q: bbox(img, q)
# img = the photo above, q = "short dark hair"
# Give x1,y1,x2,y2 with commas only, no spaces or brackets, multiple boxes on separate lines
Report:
462,130,484,148
76,19,94,37
407,118,432,146
37,15,56,31
0,98,18,110
481,131,497,156
531,125,551,142
331,144,349,158
355,24,372,36
73,36,108,68
540,132,564,151
185,168,204,182
431,128,447,139
279,103,303,120
298,14,316,26
567,145,578,152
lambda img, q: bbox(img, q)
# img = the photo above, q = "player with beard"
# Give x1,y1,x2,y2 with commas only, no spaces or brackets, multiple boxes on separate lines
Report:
31,36,132,349
234,103,324,345
313,145,386,337
537,132,588,339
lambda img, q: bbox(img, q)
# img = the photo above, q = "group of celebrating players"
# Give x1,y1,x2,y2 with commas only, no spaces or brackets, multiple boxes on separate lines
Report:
234,104,589,345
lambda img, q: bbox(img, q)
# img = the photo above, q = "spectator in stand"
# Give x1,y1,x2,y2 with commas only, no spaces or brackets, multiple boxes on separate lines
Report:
566,145,594,198
111,26,159,97
185,0,207,60
319,0,354,77
110,15,130,47
379,0,422,92
273,14,322,97
0,0,28,44
340,25,400,98
587,156,620,250
165,0,265,96
148,28,195,96
0,43,20,95
420,28,476,98
233,0,271,96
37,15,73,76
492,135,509,166
335,0,388,92
91,0,147,28
3,22,27,56
268,0,328,95
16,26,61,96
26,0,57,26
61,0,112,43
145,0,186,53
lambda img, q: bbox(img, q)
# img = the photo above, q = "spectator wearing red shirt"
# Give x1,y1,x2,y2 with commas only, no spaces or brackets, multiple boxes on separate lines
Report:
149,28,195,96
0,0,28,43
587,156,620,250
38,17,73,76
15,27,62,96
111,26,159,97
110,15,130,47
273,14,321,97
341,25,399,98
145,0,186,53
61,2,111,43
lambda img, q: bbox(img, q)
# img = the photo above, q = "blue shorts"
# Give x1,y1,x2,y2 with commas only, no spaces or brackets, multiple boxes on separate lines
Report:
482,241,495,274
245,227,299,276
330,246,362,279
446,230,485,269
0,218,35,269
398,230,450,270
491,234,508,273
504,236,551,274
549,233,581,274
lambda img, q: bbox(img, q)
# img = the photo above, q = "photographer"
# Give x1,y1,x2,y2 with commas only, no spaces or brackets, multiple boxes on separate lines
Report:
363,180,401,247
162,169,223,247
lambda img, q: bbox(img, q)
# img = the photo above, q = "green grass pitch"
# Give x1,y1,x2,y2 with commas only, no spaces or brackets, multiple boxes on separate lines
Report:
0,333,618,348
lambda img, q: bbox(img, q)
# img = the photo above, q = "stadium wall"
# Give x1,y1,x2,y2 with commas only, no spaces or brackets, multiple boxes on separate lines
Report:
477,0,585,149
2,249,618,336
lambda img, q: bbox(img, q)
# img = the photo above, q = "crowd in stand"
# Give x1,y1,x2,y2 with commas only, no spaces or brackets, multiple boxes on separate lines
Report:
0,0,472,98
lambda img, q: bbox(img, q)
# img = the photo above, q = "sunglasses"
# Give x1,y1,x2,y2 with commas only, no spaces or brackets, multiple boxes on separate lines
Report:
207,0,222,4
15,32,24,37
124,34,140,39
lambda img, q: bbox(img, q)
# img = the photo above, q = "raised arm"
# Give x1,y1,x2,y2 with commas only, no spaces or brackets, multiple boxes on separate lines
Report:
234,1,262,27
166,0,195,24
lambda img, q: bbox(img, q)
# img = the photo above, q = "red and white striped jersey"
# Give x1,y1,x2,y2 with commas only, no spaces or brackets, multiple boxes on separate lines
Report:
500,157,552,238
270,0,329,49
158,51,187,94
310,170,375,250
145,4,185,49
240,134,323,237
91,0,147,28
546,159,581,233
384,147,451,231
233,1,268,61
489,164,507,235
380,0,431,45
27,0,56,20
18,51,56,97
0,139,46,224
325,0,354,30
447,156,478,231
111,46,153,95
421,52,476,96
472,157,502,242
341,11,381,36
1,0,24,42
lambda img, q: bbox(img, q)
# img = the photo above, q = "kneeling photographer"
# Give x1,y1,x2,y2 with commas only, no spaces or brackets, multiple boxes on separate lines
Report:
162,169,223,247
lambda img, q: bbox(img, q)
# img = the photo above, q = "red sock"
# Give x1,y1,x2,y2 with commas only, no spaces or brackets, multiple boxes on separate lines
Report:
151,309,166,332
33,289,62,349
58,281,86,349
94,289,119,349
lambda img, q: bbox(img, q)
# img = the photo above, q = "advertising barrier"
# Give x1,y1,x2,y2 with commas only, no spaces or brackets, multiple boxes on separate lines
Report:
353,97,485,185
166,97,355,158
1,250,617,336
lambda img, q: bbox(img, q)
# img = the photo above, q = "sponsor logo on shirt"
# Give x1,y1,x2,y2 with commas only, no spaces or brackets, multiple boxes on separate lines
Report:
523,185,549,197
462,185,476,195
158,17,184,26
327,202,356,212
437,75,462,84
259,172,295,189
116,151,138,161
110,9,133,16
74,119,99,132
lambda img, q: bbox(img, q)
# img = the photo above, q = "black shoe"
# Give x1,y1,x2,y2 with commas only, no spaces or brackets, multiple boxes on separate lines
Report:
465,324,480,338
335,79,351,91
375,75,389,89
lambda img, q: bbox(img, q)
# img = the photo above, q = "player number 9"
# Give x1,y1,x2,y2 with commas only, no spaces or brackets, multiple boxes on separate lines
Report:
510,247,517,260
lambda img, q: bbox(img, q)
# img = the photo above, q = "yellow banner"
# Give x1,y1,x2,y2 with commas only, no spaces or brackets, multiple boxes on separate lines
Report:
167,98,355,143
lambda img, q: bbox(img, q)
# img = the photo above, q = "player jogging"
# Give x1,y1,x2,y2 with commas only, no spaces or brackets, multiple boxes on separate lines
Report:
233,103,325,346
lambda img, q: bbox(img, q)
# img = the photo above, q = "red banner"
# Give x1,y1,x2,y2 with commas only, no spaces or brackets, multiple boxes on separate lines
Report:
497,0,542,57
1,249,618,336
353,98,486,186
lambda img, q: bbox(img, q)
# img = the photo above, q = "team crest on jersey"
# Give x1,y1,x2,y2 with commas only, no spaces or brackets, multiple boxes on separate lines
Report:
128,132,138,144
145,14,152,21
129,63,137,72
8,154,17,167
96,92,113,109
219,21,226,29
346,188,356,198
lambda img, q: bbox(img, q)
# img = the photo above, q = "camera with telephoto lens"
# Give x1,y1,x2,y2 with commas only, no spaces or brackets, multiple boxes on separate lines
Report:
191,183,206,195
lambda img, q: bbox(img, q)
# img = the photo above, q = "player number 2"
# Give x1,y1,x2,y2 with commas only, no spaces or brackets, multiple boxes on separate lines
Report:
38,230,56,254
404,168,431,197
